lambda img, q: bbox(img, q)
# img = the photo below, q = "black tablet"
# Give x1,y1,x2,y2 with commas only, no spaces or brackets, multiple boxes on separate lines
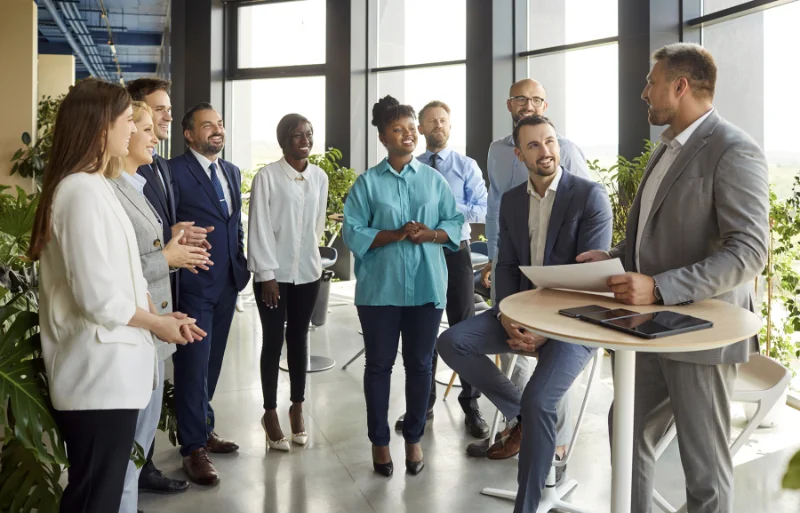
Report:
601,311,713,339
558,305,610,318
578,308,640,325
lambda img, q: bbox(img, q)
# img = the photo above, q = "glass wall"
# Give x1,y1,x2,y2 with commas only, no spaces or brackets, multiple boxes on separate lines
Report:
524,0,619,173
369,0,467,165
702,1,800,199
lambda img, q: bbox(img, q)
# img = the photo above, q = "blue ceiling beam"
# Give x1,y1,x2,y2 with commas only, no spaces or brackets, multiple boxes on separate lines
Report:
38,41,75,55
90,30,162,47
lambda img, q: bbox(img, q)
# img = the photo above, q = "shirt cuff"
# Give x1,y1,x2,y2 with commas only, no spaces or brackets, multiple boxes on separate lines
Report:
255,270,276,282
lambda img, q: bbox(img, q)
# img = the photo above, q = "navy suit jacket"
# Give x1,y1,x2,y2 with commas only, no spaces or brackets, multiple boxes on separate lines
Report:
138,154,179,302
494,170,613,310
169,151,250,301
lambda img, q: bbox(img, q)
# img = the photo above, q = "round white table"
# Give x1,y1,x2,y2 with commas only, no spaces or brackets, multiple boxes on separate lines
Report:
499,288,762,513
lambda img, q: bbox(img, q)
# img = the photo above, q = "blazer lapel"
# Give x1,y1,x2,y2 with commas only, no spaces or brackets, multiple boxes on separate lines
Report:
138,163,169,215
218,160,240,214
185,152,228,220
543,172,575,265
517,186,531,268
155,155,177,224
624,143,667,268
111,177,162,236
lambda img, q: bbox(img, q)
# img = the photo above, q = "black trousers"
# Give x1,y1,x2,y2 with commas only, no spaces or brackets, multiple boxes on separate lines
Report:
56,409,139,513
429,244,482,413
254,279,321,410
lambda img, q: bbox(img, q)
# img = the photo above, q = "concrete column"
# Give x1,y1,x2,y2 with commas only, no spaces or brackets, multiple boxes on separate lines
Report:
38,54,75,100
0,0,37,193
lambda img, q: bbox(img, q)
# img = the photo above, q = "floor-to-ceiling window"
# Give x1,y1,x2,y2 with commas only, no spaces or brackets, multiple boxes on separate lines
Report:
229,0,327,171
522,0,620,173
367,0,467,167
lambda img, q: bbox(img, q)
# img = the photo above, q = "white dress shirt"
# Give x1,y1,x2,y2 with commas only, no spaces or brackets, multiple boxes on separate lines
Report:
527,166,562,266
190,147,233,216
635,108,714,271
247,157,329,284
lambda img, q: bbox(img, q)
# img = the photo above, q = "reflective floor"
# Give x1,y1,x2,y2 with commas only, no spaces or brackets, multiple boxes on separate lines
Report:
140,281,800,513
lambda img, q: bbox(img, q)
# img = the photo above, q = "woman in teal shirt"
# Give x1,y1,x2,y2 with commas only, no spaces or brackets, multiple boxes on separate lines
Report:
343,96,464,477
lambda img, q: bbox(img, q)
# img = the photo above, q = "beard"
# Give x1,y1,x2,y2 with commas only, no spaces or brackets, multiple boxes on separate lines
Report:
646,103,677,126
199,136,224,155
512,110,536,125
424,130,447,148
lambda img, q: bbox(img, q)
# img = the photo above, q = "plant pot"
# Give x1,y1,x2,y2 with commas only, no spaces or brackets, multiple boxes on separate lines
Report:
742,387,789,428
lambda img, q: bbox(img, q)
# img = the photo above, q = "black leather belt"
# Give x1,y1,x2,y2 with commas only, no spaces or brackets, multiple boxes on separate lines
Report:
443,240,470,255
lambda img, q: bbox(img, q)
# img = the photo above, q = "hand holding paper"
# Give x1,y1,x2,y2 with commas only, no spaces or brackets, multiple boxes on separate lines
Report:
519,258,626,293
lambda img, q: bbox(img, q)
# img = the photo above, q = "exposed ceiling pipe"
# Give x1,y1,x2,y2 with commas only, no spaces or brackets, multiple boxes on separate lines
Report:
40,0,105,79
60,2,111,80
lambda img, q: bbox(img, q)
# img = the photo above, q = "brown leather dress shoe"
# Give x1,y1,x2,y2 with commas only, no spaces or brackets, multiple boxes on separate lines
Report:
207,432,239,454
486,422,522,460
182,448,219,486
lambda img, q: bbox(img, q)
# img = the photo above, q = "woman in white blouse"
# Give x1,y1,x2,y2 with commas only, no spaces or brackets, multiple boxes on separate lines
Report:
247,114,328,451
28,79,202,513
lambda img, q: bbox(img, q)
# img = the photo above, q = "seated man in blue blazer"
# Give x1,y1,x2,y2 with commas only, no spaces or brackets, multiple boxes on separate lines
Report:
169,103,251,486
438,115,612,513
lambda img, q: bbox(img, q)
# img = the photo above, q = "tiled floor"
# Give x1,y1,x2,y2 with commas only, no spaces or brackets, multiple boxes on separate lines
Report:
139,282,800,513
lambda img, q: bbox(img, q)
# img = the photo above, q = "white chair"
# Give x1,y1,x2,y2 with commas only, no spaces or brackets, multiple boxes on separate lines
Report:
482,348,603,513
652,354,791,513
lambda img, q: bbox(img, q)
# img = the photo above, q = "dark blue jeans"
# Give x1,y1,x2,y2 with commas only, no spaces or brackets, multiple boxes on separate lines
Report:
357,304,443,446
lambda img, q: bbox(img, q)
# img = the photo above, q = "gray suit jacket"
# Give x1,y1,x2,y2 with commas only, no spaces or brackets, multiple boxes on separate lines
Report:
495,169,613,309
609,110,769,365
111,175,177,361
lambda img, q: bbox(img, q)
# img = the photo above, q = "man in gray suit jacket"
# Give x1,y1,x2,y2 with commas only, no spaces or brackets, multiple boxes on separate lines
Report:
438,115,612,513
578,43,769,513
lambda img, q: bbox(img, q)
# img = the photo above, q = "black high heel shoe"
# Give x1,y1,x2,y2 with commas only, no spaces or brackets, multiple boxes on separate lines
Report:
373,460,394,477
405,459,424,475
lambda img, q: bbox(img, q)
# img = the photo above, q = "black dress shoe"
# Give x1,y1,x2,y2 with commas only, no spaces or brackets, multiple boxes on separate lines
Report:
139,464,190,494
394,408,434,431
373,460,394,477
464,409,490,438
405,459,425,475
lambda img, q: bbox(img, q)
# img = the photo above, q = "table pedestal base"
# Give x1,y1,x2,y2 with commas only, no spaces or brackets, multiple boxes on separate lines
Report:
280,356,336,373
482,477,591,513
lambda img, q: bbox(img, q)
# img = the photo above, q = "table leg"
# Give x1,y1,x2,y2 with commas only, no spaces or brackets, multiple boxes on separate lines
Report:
611,349,635,513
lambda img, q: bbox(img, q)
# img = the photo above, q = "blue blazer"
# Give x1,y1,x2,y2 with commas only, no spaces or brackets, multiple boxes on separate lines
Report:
494,169,613,310
138,154,179,301
169,151,250,300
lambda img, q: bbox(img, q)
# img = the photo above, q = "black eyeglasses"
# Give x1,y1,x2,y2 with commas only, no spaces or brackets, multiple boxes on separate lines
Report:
509,96,546,107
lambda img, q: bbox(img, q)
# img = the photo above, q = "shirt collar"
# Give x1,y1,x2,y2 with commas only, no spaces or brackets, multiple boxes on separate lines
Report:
189,147,220,173
421,146,452,163
526,165,563,199
376,156,421,175
121,170,148,196
278,156,303,180
660,107,715,149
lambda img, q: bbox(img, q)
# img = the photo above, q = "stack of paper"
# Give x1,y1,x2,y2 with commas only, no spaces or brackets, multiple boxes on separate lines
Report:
519,259,625,293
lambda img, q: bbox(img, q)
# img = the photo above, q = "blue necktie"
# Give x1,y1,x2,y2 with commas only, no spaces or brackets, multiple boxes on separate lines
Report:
430,153,439,170
208,162,229,218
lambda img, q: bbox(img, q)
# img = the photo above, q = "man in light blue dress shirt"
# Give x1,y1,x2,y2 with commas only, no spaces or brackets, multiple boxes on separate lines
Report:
469,78,591,457
392,101,490,439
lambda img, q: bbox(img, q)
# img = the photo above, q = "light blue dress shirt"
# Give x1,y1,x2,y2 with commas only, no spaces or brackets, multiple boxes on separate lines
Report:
418,147,488,242
485,133,590,259
343,157,464,309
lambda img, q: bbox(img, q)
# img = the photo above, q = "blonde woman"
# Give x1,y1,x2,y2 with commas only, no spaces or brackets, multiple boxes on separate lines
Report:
29,79,204,513
110,101,210,513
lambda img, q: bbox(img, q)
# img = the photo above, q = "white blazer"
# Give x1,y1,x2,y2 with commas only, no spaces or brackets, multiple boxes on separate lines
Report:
39,172,157,411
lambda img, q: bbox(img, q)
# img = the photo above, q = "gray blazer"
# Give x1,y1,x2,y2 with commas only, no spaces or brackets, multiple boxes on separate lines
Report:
495,169,613,309
609,110,769,365
111,175,177,361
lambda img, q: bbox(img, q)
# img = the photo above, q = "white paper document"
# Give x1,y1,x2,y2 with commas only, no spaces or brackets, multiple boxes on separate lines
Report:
519,258,626,293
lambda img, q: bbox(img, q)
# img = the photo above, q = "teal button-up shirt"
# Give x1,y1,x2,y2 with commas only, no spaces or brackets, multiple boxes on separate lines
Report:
343,157,464,309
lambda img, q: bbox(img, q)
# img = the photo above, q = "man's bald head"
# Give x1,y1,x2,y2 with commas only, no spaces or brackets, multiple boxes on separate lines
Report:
507,79,549,124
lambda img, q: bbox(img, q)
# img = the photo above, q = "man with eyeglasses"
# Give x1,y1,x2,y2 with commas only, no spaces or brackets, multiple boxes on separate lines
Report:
468,78,590,459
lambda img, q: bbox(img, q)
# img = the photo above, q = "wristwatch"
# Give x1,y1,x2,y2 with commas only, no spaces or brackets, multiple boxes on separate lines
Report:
653,282,663,302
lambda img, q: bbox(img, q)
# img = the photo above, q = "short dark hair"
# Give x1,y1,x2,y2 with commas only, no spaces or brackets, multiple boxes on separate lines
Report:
126,77,172,101
652,43,717,100
181,102,217,144
513,115,556,149
419,100,450,123
276,113,312,151
371,95,416,134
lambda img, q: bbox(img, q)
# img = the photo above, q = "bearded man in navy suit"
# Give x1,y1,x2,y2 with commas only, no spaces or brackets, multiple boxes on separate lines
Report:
169,103,250,486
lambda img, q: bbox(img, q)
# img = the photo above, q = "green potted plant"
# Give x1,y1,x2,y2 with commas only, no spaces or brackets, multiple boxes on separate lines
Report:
9,95,65,189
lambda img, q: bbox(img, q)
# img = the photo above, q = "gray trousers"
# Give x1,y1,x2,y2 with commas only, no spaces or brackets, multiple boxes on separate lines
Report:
632,353,737,513
119,359,165,513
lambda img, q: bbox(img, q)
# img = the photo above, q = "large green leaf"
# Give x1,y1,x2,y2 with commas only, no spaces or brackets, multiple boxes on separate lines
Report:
784,449,800,489
0,307,66,465
0,435,62,513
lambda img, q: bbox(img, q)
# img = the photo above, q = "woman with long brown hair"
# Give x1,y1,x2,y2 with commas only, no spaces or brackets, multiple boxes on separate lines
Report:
29,79,204,513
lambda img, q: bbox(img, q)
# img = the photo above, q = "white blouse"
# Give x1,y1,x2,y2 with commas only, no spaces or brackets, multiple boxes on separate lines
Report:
247,158,329,285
